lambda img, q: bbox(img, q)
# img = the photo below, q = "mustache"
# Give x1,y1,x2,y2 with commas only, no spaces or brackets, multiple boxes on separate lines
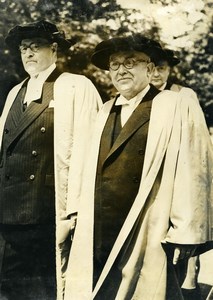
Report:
116,76,132,81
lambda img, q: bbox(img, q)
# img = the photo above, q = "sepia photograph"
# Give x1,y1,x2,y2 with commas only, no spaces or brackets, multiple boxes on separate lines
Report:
0,0,212,299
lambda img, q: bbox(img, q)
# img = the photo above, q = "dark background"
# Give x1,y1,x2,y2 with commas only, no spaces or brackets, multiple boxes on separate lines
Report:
0,0,212,123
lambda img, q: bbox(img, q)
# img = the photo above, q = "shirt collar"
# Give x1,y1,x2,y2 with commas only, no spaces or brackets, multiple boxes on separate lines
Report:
158,82,167,90
115,84,150,106
23,63,56,104
30,63,56,83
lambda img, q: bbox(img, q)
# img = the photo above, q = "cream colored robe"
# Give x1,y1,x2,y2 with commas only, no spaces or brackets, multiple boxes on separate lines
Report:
63,89,213,300
0,72,102,299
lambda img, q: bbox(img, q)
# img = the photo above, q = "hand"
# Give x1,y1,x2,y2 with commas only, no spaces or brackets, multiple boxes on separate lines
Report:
173,245,197,265
57,214,77,245
69,214,77,241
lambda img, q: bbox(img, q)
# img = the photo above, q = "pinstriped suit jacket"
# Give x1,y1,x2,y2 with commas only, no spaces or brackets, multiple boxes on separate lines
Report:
0,69,61,224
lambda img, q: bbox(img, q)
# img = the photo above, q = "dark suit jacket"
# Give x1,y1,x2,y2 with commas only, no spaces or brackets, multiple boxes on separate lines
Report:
0,69,61,224
94,85,160,277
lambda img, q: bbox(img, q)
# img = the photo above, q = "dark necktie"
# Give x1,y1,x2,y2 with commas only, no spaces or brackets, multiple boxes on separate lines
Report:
22,102,27,112
112,105,122,145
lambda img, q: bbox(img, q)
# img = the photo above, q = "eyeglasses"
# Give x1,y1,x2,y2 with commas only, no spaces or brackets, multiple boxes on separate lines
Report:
19,42,50,54
109,57,150,71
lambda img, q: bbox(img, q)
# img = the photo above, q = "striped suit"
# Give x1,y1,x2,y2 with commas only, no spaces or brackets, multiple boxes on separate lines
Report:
0,69,61,300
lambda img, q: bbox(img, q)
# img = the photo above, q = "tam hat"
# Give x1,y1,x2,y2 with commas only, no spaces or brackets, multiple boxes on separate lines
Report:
91,34,163,70
151,48,180,67
5,20,72,51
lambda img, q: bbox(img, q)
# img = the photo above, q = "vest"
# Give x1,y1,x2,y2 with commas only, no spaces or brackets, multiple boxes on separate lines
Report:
0,69,61,225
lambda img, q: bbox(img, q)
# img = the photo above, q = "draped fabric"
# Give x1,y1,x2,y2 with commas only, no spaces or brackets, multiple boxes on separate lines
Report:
63,89,213,300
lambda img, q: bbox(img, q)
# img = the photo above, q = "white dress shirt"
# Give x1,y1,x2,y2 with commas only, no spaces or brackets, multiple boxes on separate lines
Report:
23,63,56,106
115,85,150,127
159,82,167,90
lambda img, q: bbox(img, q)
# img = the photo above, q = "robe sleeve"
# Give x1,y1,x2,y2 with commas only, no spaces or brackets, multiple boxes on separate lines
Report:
54,73,102,299
165,92,213,245
54,73,102,220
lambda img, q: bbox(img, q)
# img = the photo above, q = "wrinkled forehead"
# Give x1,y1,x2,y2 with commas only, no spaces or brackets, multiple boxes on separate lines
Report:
20,37,50,46
109,51,150,61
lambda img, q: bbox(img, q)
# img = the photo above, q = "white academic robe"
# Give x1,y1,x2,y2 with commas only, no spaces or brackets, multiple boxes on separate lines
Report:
63,89,213,300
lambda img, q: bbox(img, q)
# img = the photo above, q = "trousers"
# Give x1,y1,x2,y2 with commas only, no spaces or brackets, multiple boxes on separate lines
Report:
0,224,56,300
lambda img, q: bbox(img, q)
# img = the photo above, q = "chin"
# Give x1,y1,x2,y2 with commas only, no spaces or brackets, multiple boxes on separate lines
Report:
25,68,39,76
152,82,162,89
118,83,132,91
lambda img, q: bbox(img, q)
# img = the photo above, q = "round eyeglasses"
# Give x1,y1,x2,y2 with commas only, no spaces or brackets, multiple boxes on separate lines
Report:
109,57,150,71
19,42,50,54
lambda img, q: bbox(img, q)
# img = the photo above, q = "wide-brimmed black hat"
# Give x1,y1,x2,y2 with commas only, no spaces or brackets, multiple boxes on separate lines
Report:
5,20,72,51
91,34,164,70
151,48,180,67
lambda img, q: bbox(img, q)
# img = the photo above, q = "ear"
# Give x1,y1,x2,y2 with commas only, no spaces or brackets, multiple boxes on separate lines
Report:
51,42,58,52
147,62,155,76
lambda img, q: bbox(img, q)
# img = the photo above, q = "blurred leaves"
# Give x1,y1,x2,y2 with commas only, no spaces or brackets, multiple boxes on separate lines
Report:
0,0,212,119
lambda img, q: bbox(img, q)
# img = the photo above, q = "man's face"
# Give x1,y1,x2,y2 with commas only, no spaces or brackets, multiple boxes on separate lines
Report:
151,61,171,89
20,38,57,76
109,51,153,100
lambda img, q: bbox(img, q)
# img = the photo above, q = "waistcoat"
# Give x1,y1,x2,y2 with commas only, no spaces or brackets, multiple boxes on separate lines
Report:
0,69,61,224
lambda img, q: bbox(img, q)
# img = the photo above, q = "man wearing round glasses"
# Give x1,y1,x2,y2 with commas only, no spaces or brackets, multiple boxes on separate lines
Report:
0,20,102,299
109,53,152,102
62,35,213,300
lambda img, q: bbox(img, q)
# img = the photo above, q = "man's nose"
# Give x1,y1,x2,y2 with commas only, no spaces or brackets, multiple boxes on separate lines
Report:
153,68,159,76
117,64,128,74
24,47,34,56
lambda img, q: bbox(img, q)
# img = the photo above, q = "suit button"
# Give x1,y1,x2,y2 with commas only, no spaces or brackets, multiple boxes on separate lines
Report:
4,128,9,134
29,174,35,180
5,174,10,180
32,150,38,156
6,150,12,157
133,176,139,183
138,149,144,155
40,127,46,133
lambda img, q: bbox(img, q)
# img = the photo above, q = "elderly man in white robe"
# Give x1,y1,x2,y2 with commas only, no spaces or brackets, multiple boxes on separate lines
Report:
60,34,213,300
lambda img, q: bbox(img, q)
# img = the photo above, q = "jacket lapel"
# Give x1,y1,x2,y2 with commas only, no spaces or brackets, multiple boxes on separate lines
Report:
105,85,160,162
9,83,28,128
6,69,61,148
99,103,120,165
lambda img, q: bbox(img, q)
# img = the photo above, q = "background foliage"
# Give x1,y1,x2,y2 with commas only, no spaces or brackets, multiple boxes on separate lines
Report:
0,0,212,123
